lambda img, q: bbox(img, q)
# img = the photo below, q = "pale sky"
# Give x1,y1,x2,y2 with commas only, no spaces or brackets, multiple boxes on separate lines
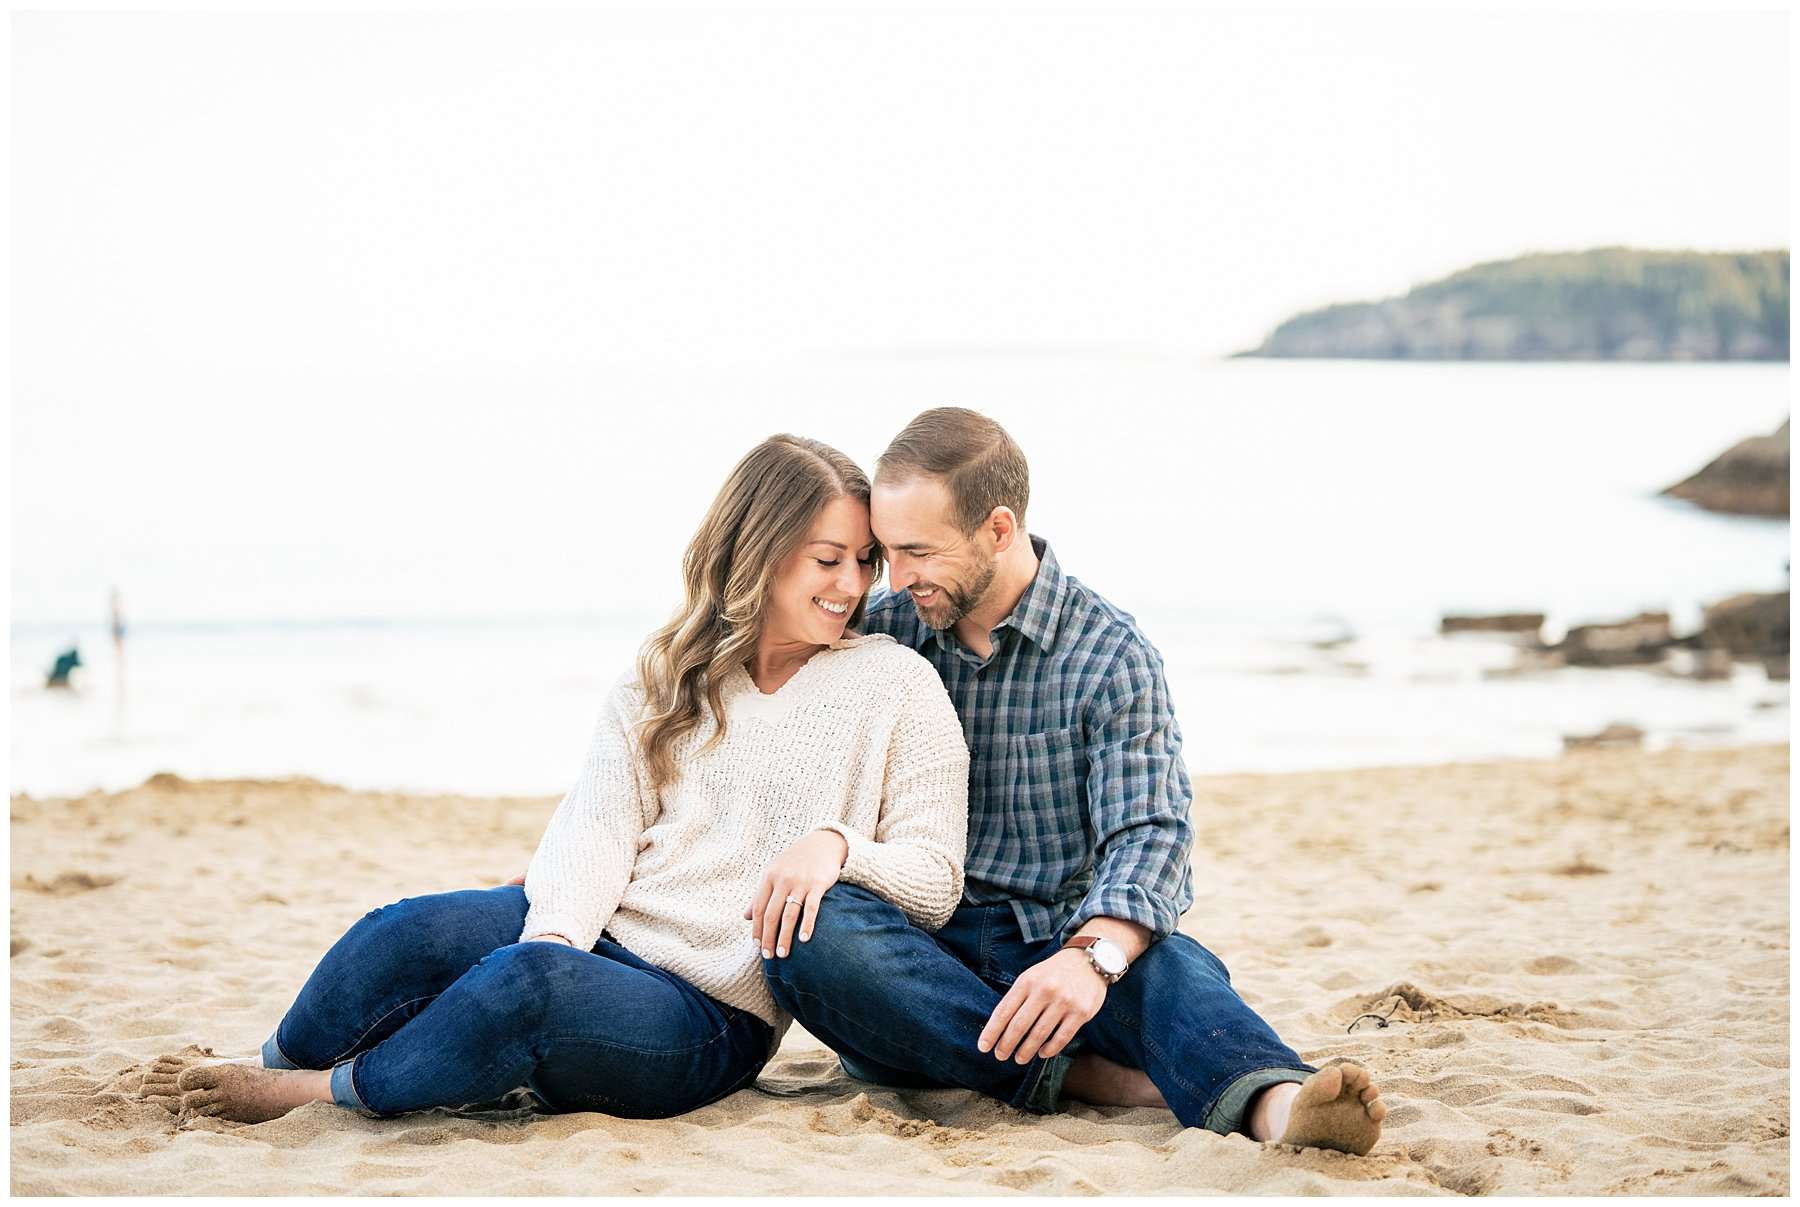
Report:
12,7,1790,375
9,7,1792,626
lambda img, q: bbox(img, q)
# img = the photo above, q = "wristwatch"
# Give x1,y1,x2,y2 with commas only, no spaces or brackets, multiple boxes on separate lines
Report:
1062,935,1129,984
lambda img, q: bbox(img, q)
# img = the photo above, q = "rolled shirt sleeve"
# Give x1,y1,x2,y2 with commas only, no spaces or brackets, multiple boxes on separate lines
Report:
1062,640,1196,940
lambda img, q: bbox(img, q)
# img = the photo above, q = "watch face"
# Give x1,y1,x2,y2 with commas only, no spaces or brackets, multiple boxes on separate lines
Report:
1092,941,1127,976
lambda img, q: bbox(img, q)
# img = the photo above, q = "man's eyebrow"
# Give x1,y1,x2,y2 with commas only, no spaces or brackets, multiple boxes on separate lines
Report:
889,542,934,554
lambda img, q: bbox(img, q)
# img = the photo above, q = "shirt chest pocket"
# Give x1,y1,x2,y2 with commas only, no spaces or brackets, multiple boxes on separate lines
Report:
1000,725,1089,860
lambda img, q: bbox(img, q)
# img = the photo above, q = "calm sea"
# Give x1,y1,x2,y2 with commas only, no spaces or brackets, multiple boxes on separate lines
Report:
10,358,1790,798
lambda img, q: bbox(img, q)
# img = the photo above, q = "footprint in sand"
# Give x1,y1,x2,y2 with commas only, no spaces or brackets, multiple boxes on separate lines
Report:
18,871,119,896
37,1016,90,1042
1344,982,1573,1028
1523,955,1587,976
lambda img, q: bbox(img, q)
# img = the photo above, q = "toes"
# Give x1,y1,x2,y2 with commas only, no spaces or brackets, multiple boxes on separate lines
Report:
1368,1100,1388,1123
176,1066,222,1092
1337,1062,1370,1093
1359,1084,1379,1104
1306,1065,1343,1101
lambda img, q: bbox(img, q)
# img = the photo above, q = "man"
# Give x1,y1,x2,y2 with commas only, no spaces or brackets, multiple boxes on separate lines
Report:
760,407,1386,1154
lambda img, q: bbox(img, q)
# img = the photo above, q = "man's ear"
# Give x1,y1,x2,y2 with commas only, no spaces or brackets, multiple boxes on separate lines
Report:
987,506,1021,555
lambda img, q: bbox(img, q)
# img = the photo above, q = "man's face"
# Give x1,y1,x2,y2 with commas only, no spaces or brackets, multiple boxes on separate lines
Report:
870,476,997,631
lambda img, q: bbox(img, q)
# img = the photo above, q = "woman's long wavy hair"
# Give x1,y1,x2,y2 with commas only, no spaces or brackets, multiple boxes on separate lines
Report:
633,434,882,794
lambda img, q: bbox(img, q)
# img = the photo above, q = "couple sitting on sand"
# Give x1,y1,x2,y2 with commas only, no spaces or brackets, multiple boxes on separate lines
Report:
149,407,1387,1155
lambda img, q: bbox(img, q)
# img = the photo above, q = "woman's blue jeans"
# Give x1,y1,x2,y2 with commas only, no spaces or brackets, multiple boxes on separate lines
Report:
762,884,1316,1134
262,886,771,1119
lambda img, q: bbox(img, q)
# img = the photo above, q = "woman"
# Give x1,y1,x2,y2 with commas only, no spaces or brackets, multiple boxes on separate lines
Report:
147,435,970,1124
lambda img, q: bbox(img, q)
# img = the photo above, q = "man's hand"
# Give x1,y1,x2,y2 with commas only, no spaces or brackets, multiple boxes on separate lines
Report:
978,948,1107,1063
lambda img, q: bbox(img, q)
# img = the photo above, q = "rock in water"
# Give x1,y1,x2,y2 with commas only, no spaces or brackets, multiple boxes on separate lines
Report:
1663,419,1789,517
1563,722,1647,751
1441,612,1546,638
1557,612,1674,667
1700,592,1790,659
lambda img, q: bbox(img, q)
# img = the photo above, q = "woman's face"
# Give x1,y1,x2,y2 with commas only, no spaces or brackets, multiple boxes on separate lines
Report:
763,494,877,649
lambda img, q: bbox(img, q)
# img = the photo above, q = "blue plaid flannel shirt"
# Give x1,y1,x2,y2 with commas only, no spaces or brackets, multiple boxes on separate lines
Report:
859,535,1196,944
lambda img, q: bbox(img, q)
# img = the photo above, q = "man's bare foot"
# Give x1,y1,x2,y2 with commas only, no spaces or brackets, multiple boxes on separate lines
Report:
175,1063,332,1124
1265,1063,1386,1155
1061,1051,1168,1108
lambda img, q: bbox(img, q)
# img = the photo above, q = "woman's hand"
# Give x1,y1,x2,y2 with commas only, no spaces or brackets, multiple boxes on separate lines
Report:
746,829,849,959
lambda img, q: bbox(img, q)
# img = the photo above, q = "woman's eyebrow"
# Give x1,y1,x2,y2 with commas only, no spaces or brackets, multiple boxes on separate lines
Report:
808,540,876,552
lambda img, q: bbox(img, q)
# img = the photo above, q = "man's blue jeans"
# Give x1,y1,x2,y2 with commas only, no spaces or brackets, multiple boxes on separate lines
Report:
763,885,1315,1134
262,886,771,1119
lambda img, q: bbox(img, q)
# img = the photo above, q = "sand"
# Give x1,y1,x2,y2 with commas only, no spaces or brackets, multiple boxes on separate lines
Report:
10,744,1789,1195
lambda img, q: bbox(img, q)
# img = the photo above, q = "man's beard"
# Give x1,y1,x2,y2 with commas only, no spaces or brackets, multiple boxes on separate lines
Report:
912,554,997,631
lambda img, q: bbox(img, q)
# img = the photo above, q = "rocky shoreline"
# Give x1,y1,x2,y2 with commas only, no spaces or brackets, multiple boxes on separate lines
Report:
1441,591,1788,681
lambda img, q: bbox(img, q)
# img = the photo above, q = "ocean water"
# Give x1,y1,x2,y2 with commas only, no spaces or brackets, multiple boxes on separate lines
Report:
10,358,1790,798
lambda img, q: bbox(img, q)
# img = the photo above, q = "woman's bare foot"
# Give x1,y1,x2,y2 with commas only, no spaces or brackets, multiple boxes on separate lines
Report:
139,1047,255,1113
175,1063,333,1124
1258,1063,1386,1155
1061,1051,1168,1108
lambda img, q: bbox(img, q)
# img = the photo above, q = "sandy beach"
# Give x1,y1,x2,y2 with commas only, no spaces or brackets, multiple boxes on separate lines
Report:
10,743,1788,1195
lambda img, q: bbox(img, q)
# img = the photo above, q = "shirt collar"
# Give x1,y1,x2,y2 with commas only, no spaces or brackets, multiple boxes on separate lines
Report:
1006,534,1066,650
928,533,1066,656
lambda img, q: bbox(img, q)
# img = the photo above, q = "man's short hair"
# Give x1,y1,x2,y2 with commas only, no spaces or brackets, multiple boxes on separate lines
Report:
876,407,1030,536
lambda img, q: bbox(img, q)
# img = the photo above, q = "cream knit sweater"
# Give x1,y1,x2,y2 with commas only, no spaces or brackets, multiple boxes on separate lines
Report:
520,633,969,1047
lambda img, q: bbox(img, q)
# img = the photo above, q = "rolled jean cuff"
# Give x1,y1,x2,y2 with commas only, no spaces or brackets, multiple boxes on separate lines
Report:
261,1030,300,1070
1017,1051,1074,1115
1204,1066,1315,1136
329,1058,380,1117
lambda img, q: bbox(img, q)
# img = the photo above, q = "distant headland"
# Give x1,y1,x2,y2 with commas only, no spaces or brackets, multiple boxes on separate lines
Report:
1240,248,1788,361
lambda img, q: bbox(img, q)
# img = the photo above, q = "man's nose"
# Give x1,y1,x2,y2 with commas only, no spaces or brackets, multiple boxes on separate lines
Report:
887,558,917,590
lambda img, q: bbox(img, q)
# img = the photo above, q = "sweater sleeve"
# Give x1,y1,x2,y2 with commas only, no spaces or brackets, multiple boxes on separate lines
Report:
520,676,655,951
817,654,969,931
